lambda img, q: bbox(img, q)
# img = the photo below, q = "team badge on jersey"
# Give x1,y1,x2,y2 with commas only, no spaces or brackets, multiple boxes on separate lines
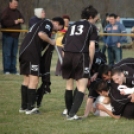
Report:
31,65,39,71
84,67,90,74
45,24,51,31
132,80,134,85
95,58,102,65
123,71,129,76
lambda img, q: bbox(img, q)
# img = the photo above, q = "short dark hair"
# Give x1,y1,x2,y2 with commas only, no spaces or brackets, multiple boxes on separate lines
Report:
81,5,98,19
111,68,122,77
95,80,109,93
62,15,70,21
52,17,64,27
109,13,117,19
98,64,112,78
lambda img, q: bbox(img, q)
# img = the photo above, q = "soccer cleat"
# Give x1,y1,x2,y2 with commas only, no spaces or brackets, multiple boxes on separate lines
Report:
62,109,68,116
25,108,39,115
67,115,82,121
19,108,27,113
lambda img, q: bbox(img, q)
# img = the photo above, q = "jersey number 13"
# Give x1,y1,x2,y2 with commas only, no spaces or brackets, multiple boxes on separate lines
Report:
70,25,84,36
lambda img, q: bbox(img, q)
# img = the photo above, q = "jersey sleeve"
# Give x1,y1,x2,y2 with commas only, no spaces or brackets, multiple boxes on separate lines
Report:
38,21,53,37
109,82,131,115
89,25,98,41
126,77,134,87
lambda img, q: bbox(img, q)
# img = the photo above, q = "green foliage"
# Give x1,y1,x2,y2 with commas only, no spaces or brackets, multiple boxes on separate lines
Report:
0,49,134,134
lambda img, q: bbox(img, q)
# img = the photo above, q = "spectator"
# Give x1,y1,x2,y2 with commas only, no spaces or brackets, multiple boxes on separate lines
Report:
29,8,45,28
0,0,24,74
131,26,134,42
95,13,103,33
115,14,120,22
104,13,127,66
102,13,109,28
55,15,70,76
101,13,109,54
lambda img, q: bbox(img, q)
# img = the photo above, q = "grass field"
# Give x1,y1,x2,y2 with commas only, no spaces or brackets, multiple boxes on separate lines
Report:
1,48,134,134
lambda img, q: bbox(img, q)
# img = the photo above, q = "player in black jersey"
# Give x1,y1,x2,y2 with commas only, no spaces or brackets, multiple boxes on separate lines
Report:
95,80,134,119
98,58,134,81
19,17,64,114
82,58,134,118
62,5,98,120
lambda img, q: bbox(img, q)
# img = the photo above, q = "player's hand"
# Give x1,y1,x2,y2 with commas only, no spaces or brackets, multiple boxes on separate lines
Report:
117,43,121,48
14,19,19,24
50,39,56,46
128,94,134,102
90,73,98,82
120,90,126,95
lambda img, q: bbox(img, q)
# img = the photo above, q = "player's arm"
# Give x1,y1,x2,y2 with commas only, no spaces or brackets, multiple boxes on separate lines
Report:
89,41,95,69
38,32,55,46
96,103,120,119
103,97,110,104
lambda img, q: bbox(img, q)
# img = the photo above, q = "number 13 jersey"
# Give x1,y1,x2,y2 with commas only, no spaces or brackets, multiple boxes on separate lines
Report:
63,19,98,53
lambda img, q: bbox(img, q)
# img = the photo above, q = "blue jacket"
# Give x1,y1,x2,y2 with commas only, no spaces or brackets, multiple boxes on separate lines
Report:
29,16,42,28
104,22,127,46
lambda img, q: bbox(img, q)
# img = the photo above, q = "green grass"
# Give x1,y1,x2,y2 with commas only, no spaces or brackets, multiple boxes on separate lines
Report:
1,48,134,134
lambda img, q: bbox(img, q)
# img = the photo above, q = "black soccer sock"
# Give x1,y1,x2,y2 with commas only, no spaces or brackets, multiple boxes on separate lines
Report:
73,87,78,101
36,84,45,108
69,90,84,117
27,88,37,110
20,85,28,109
64,89,73,114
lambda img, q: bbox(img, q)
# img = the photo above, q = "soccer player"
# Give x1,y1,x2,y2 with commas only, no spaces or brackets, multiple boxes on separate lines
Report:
98,58,134,81
95,79,134,119
19,17,64,114
83,57,134,118
62,5,98,120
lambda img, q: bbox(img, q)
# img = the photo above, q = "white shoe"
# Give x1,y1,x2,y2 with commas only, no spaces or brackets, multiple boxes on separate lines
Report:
62,109,68,115
67,115,81,121
25,108,39,115
15,72,20,75
19,108,27,113
5,72,10,75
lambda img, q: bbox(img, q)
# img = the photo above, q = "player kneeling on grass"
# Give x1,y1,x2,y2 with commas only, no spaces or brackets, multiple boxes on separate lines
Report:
95,79,134,119
19,17,64,115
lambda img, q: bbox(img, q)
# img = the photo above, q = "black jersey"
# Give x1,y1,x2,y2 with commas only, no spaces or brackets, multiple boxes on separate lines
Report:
19,19,53,63
63,20,98,53
108,82,131,115
125,77,134,87
113,58,134,77
91,49,107,75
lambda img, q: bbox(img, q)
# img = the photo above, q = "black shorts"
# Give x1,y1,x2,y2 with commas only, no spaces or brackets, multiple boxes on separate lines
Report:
88,80,99,99
62,52,90,80
19,59,40,76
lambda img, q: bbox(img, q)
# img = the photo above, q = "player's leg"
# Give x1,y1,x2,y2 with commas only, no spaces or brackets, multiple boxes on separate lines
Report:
68,78,88,119
36,46,54,107
26,75,39,114
19,75,29,113
64,78,74,115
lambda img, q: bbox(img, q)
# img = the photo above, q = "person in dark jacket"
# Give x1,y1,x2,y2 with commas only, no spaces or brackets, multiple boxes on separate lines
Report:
0,0,24,74
29,8,45,28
